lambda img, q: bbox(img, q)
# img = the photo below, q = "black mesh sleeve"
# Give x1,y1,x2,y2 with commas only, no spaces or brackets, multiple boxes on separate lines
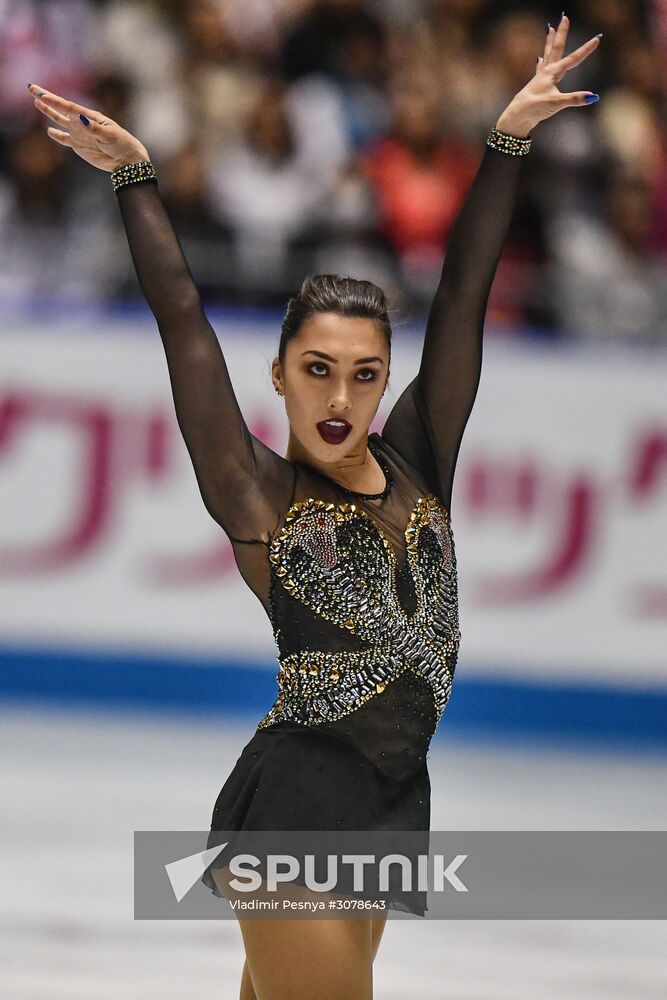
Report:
115,179,295,542
381,143,526,511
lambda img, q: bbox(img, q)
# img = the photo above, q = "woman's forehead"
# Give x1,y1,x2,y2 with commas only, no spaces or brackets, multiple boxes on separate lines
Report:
292,313,388,354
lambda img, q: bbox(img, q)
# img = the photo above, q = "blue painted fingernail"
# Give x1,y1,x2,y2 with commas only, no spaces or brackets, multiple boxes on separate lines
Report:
561,11,565,20
547,22,551,32
584,94,600,103
79,113,89,126
27,82,33,89
596,32,603,38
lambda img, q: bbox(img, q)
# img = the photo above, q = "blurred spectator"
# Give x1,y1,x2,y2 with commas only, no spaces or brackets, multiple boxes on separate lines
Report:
171,0,267,155
281,0,384,83
285,74,352,178
205,79,328,303
0,122,124,302
361,79,479,305
95,0,189,160
647,135,667,256
0,0,99,125
595,31,665,186
311,162,404,309
547,166,667,344
280,0,391,150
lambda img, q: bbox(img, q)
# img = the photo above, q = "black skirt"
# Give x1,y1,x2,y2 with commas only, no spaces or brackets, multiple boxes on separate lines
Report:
200,724,431,915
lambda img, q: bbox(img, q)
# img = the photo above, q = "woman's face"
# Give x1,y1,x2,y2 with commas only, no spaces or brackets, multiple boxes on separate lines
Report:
272,312,389,468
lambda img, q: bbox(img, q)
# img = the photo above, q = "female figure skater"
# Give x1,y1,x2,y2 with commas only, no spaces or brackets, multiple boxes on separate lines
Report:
30,14,600,999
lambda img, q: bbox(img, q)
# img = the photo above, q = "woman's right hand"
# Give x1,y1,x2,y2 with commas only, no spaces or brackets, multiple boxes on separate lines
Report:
28,83,150,172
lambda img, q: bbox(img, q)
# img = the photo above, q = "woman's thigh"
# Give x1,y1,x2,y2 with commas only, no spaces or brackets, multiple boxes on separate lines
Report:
215,864,387,999
238,916,373,1000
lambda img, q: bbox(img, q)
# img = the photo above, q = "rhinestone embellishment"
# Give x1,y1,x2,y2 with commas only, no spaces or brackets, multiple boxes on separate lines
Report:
257,494,460,730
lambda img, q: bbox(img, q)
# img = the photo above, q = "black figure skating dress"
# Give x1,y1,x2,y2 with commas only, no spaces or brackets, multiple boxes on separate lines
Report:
115,143,524,916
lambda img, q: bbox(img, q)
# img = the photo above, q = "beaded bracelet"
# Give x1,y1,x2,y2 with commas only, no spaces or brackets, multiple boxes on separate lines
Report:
486,127,532,156
111,160,157,192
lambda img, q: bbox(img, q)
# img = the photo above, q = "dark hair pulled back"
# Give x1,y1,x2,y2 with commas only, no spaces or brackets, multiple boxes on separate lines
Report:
278,274,392,382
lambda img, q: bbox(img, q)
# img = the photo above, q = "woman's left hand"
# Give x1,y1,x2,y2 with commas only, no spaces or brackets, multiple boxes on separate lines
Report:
496,14,601,138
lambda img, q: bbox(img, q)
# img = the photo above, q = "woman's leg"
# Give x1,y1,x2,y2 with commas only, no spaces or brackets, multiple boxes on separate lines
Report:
239,914,387,998
240,959,257,1000
215,865,382,999
239,916,373,1000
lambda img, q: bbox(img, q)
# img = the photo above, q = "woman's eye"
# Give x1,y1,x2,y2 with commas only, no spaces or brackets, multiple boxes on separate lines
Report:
308,363,376,381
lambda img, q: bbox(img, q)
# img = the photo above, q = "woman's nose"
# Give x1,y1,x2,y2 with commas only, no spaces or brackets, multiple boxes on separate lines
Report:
328,396,351,412
328,382,351,409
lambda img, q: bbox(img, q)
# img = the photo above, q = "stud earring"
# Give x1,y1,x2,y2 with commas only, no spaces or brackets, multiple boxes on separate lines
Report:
275,386,284,396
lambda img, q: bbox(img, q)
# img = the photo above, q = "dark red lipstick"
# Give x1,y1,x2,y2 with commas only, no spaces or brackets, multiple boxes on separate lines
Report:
316,418,352,444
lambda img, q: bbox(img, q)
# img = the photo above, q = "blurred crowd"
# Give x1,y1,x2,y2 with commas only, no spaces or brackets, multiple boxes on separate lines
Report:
1,0,667,343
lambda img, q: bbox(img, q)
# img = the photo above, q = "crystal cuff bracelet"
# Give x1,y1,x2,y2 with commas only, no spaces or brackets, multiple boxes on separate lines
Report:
111,160,157,192
486,127,532,156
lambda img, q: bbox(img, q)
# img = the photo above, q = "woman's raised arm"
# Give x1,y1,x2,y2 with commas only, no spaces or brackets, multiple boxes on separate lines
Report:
381,16,602,511
28,83,295,541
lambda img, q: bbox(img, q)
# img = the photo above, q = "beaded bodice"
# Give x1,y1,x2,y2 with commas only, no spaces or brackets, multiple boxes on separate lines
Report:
115,143,523,778
254,436,461,777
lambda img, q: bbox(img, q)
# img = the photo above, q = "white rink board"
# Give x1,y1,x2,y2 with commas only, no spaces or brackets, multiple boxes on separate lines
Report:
1,318,665,685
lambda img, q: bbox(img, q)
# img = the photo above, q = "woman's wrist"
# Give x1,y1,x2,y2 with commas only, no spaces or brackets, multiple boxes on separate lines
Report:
114,145,151,170
495,101,535,139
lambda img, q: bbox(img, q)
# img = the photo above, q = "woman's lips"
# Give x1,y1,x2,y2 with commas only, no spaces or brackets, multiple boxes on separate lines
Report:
316,419,352,444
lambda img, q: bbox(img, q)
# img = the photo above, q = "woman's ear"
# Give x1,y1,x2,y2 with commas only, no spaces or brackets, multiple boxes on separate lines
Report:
271,356,284,395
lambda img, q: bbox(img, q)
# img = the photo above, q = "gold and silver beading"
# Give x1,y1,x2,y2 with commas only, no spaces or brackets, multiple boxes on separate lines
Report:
486,127,532,156
258,494,460,731
111,160,157,192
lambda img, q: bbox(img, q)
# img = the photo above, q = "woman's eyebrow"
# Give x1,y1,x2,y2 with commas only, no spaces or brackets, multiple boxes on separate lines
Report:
301,350,384,365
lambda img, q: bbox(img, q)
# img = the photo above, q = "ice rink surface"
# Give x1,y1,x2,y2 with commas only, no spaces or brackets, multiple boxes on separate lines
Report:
1,704,665,999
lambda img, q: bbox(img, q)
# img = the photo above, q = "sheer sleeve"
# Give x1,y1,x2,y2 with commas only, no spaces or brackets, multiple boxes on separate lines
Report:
115,179,294,542
381,143,526,511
